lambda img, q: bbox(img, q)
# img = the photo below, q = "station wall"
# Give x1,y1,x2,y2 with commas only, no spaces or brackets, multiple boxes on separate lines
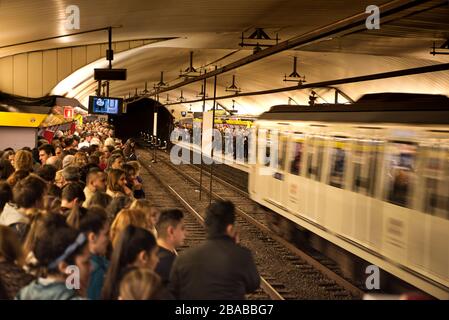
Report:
0,40,151,97
0,127,36,150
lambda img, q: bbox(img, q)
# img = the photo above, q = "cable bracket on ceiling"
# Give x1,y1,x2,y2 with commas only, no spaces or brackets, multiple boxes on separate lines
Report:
239,28,279,54
283,56,306,85
430,40,449,55
180,51,201,79
225,75,241,94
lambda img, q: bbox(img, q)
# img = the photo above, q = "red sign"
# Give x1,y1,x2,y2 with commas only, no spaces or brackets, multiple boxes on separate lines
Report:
64,107,73,119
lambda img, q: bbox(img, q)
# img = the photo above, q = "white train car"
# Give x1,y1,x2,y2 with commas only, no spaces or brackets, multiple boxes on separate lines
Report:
248,93,449,299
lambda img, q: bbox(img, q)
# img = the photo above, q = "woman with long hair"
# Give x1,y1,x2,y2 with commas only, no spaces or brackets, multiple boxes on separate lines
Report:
77,206,110,300
123,138,136,161
106,169,133,199
13,150,34,173
22,212,47,275
16,214,91,299
102,225,158,300
109,209,148,247
106,154,124,172
129,199,159,237
74,152,88,167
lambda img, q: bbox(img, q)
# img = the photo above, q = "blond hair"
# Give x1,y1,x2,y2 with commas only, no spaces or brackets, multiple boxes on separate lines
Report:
127,161,141,173
130,199,159,237
74,152,88,167
110,209,148,247
119,268,162,300
14,150,34,172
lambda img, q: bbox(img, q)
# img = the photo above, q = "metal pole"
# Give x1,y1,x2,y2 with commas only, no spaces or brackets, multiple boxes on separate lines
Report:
199,77,207,201
0,26,122,50
153,93,159,163
107,27,112,97
209,67,218,205
97,80,102,96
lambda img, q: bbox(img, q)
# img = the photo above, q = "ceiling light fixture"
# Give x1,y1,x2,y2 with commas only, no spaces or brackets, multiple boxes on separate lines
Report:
154,71,168,89
226,75,241,94
430,40,449,56
284,57,306,85
180,51,201,79
196,84,208,98
177,90,186,102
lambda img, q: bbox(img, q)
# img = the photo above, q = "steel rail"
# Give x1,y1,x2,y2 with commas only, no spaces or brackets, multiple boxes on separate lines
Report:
138,155,285,300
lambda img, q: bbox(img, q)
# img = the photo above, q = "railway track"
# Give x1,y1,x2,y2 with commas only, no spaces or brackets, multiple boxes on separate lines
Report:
138,148,366,299
137,151,283,300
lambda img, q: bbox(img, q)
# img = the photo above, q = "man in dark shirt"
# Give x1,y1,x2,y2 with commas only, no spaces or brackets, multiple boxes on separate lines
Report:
155,209,186,286
169,200,260,300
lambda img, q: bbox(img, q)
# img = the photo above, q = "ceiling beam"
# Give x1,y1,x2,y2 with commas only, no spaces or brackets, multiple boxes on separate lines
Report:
138,0,436,101
160,62,449,106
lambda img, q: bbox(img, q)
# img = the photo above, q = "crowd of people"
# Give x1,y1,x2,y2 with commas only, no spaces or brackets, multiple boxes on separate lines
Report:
0,120,260,300
173,122,251,161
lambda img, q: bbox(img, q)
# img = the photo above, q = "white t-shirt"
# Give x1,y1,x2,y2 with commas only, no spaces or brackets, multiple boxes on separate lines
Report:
78,141,90,149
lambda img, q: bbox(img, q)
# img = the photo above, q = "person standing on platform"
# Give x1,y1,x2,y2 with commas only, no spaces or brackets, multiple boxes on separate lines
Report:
38,144,54,167
83,169,107,208
169,200,260,300
154,209,186,286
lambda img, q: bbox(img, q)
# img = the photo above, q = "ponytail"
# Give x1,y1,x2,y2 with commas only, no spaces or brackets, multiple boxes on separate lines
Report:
66,202,86,229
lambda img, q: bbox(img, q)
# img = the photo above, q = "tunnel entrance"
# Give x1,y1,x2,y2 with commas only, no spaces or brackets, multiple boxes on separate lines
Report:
109,97,174,143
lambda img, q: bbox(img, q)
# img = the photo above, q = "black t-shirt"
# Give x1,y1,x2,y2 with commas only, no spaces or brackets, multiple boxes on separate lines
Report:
155,246,176,286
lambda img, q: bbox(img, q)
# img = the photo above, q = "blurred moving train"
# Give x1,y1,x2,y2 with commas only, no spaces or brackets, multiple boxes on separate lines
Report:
248,93,449,299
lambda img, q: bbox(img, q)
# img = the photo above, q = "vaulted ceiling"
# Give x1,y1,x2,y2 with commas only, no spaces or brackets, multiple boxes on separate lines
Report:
1,0,448,115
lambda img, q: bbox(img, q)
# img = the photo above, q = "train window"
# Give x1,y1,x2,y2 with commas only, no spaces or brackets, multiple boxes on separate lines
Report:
384,142,417,208
249,126,257,165
328,138,347,189
351,140,380,196
290,135,305,176
265,130,272,167
257,129,268,166
422,147,449,219
306,136,324,182
278,133,288,171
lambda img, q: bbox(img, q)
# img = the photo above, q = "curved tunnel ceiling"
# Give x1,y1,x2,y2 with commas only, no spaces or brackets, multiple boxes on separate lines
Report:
1,0,448,115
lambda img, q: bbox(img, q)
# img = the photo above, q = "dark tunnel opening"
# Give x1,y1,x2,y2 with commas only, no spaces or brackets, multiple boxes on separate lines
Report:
109,97,174,143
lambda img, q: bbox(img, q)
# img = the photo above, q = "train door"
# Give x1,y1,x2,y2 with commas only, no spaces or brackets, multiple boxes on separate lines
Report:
381,140,418,265
415,142,449,282
286,132,307,217
323,136,350,233
267,127,289,206
304,135,326,223
420,145,449,219
256,127,272,202
348,138,382,245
